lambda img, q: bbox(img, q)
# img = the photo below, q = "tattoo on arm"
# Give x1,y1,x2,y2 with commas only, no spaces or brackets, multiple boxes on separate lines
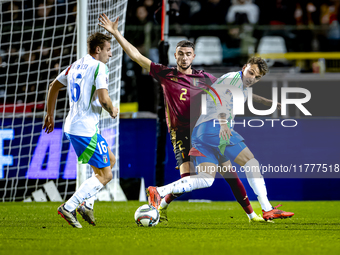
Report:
102,102,113,115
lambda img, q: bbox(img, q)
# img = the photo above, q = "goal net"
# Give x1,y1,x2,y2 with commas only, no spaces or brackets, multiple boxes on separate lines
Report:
0,0,127,202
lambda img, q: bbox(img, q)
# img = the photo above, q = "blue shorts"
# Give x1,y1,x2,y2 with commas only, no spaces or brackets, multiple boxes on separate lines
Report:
191,120,247,165
65,132,111,169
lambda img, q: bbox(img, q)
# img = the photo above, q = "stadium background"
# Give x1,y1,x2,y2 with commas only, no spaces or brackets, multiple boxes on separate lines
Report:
1,0,340,202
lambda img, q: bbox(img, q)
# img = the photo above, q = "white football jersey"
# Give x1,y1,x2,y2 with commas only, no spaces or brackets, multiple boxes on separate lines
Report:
57,54,109,137
195,71,248,129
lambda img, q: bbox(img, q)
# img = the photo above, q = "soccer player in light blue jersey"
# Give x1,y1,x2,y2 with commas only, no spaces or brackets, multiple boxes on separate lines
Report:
156,57,294,221
43,32,118,228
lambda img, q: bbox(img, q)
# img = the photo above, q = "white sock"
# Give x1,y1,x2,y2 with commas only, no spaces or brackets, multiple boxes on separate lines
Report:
244,158,273,212
159,198,169,209
85,194,96,209
85,172,97,209
65,176,104,212
247,211,257,220
156,172,214,197
257,194,273,212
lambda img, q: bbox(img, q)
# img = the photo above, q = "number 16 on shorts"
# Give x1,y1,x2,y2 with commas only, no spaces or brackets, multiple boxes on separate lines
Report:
97,141,107,154
94,134,110,167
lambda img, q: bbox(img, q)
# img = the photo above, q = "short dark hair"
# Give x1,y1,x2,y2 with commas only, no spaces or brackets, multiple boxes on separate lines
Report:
247,57,268,76
87,32,112,54
176,40,195,51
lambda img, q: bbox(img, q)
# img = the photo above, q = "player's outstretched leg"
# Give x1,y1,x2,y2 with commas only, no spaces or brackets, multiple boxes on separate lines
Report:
58,203,82,228
156,172,189,223
147,170,215,224
146,174,192,214
77,201,96,226
147,170,214,223
243,158,295,221
262,204,294,221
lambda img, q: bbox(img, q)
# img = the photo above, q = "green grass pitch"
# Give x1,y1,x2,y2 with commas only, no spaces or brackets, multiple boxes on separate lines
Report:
0,201,339,255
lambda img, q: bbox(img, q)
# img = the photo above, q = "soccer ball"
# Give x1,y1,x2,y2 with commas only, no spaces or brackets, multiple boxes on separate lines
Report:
134,204,160,227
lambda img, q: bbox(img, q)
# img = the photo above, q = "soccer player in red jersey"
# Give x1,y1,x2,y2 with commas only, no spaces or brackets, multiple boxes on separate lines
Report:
99,14,278,223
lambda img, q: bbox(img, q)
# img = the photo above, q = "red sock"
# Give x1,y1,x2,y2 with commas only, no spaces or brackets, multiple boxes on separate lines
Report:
224,171,253,214
180,173,191,178
164,193,180,204
242,204,253,214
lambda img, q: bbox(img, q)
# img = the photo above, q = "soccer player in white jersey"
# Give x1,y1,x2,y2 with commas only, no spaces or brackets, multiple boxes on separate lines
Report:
43,32,118,228
154,57,294,221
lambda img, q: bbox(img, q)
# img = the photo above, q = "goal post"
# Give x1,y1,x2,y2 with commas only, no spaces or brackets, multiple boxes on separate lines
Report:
76,0,128,202
77,0,88,60
0,0,127,202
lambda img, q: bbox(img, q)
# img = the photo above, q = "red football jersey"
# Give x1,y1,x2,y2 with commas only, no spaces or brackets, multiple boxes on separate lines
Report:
149,62,217,131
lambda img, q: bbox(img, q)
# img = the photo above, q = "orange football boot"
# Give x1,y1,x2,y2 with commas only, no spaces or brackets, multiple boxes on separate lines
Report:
263,204,294,220
146,186,161,209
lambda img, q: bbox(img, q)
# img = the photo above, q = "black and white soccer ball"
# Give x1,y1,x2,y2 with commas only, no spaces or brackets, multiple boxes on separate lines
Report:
134,204,160,227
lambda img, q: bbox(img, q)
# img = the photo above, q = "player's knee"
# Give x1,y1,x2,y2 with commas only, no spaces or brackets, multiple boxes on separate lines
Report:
107,170,113,182
102,168,113,185
235,147,255,166
245,158,259,167
244,158,262,179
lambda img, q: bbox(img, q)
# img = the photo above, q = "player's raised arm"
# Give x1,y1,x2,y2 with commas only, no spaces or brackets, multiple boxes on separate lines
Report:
252,93,281,110
98,13,151,73
43,79,65,134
